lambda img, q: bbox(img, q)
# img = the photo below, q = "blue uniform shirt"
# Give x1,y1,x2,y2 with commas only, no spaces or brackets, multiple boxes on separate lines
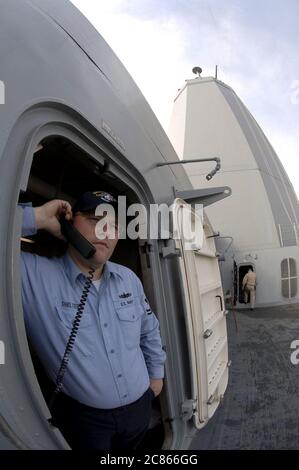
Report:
20,204,166,409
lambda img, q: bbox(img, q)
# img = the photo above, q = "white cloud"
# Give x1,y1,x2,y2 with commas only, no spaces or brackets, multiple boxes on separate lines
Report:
70,0,299,198
100,14,188,127
71,0,191,127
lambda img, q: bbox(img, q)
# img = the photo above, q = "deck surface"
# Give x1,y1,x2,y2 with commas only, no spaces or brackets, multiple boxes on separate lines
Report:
190,303,299,450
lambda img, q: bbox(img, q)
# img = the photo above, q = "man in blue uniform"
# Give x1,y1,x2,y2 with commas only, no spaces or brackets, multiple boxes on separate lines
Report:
20,191,166,450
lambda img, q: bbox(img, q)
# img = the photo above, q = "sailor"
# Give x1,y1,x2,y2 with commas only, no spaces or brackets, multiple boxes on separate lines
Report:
20,191,166,450
242,268,257,310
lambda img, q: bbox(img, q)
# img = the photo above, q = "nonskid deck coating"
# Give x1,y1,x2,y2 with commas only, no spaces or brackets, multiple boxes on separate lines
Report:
190,303,299,450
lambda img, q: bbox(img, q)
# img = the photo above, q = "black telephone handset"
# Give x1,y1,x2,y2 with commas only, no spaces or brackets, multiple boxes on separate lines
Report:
60,216,96,259
49,216,96,410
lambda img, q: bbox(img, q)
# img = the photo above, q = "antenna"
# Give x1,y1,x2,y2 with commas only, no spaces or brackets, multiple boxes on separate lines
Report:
192,66,202,78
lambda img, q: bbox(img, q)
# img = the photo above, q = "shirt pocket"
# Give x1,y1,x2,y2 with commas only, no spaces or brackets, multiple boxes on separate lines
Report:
114,298,143,350
55,300,94,357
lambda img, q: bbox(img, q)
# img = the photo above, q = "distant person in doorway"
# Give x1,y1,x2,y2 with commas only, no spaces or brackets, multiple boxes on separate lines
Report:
242,268,257,310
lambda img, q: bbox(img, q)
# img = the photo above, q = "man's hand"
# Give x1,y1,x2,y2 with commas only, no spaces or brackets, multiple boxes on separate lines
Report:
150,378,163,397
34,200,73,240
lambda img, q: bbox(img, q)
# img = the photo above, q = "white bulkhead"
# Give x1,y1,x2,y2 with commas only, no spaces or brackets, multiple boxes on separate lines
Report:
169,76,299,307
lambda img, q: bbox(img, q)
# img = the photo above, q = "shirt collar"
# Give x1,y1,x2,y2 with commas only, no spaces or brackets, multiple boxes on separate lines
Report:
62,253,122,288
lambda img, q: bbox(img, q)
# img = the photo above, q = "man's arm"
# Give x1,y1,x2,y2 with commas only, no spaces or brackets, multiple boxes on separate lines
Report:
34,200,73,237
20,199,73,238
20,203,38,237
20,200,73,322
137,279,166,397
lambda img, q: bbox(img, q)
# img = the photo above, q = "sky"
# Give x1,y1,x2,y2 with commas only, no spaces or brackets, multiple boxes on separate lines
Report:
71,0,299,198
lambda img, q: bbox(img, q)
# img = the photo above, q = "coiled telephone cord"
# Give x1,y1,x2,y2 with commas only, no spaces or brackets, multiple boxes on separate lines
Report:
48,266,95,410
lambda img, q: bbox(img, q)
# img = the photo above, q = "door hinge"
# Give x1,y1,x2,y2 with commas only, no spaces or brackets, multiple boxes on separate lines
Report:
207,393,218,405
207,392,225,406
159,239,181,259
181,399,197,422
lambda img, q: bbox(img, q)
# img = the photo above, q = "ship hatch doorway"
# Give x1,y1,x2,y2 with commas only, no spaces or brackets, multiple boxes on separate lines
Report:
238,264,254,303
19,135,165,450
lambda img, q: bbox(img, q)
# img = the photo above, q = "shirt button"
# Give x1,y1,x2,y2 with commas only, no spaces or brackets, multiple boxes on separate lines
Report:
123,395,127,398
110,349,115,354
117,374,122,378
103,323,108,327
132,315,135,319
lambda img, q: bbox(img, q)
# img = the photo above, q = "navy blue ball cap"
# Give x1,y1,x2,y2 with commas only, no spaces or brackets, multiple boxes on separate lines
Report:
72,191,117,214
